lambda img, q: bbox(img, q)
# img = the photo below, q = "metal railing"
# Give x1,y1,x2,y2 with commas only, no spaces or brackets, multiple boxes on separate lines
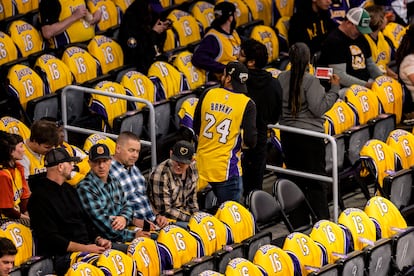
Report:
61,85,158,169
267,124,339,222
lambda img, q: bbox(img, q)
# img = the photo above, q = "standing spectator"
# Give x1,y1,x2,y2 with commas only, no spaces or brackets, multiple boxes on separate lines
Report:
148,140,199,226
27,148,112,275
278,43,340,220
364,5,398,79
238,39,282,196
0,238,17,276
192,2,241,80
39,0,101,48
396,25,414,113
194,62,257,204
110,131,169,229
77,144,149,243
118,0,170,74
320,7,383,89
0,132,30,226
21,120,59,180
289,0,336,55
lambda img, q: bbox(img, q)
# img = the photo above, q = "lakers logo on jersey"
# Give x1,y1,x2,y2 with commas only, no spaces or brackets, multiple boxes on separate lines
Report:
349,45,366,70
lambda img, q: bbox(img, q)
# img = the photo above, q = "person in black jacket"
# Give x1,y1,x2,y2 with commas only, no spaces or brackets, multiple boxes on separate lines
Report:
238,39,282,196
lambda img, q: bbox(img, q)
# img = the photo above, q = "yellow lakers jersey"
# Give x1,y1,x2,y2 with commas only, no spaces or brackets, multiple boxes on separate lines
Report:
364,196,407,238
96,249,136,276
196,88,250,182
382,22,406,51
61,46,101,84
338,208,378,251
243,0,272,26
310,220,352,263
90,81,127,128
386,129,414,169
49,0,95,48
0,221,33,266
87,0,121,33
275,16,290,46
14,0,38,15
157,224,199,269
120,70,157,110
265,67,282,78
127,237,161,276
69,251,100,266
109,0,132,14
22,141,46,178
0,0,16,21
216,0,251,26
283,232,327,275
360,139,399,190
190,1,214,31
225,257,265,276
7,64,48,110
34,54,74,93
371,75,403,124
203,28,241,66
250,25,279,64
215,201,255,243
188,211,233,256
8,20,44,58
87,35,124,75
0,116,31,140
173,50,207,90
344,84,380,125
323,99,357,135
83,133,116,154
364,32,391,74
61,142,89,186
65,262,107,276
253,244,297,275
0,31,19,66
178,97,199,130
164,9,202,51
147,61,189,99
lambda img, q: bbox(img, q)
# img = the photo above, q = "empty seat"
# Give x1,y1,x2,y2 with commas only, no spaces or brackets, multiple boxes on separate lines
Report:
0,221,33,266
61,46,102,84
245,189,281,232
249,25,279,64
0,31,20,66
127,237,162,276
189,1,215,32
87,35,124,75
7,19,45,58
386,129,414,169
87,0,121,36
173,50,207,90
253,244,299,275
96,249,137,275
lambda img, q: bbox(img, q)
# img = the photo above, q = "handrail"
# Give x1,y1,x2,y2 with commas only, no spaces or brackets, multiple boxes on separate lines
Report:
267,124,339,222
61,85,157,169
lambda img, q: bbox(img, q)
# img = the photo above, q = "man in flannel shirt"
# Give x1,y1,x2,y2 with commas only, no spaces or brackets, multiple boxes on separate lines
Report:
110,131,169,230
77,143,149,244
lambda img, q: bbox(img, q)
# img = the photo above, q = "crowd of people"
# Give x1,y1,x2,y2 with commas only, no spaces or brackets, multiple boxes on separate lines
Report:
1,0,414,273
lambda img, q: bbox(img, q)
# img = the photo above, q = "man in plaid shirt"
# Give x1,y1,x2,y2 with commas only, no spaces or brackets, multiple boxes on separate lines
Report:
110,131,169,230
148,140,199,226
77,143,149,243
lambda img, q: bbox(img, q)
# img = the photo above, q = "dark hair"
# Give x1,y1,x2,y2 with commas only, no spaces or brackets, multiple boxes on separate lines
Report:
0,237,17,258
240,39,269,69
288,42,310,117
29,120,59,146
396,25,414,72
0,131,14,168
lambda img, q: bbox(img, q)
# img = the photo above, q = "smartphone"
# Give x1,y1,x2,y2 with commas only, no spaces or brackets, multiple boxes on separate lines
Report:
315,67,333,79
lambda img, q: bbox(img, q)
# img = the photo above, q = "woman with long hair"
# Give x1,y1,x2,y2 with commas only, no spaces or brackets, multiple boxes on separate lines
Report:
278,43,340,220
0,131,31,226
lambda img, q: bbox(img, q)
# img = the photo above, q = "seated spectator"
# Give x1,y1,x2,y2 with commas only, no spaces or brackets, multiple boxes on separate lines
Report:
21,120,59,181
77,144,149,243
0,132,30,226
0,237,17,276
110,132,169,230
27,148,112,276
192,2,241,80
39,0,101,48
149,140,199,227
320,7,383,89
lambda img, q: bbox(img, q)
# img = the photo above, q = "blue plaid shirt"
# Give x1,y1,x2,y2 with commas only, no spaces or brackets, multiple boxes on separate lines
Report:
77,172,135,242
110,160,156,222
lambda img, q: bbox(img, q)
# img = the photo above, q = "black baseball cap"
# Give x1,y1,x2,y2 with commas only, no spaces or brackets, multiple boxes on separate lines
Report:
44,148,81,167
89,144,111,161
225,61,249,93
171,140,194,164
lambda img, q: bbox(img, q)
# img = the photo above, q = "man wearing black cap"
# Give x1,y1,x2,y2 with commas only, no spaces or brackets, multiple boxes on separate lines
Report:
27,148,112,276
77,144,148,244
194,61,257,205
148,140,199,226
192,1,241,80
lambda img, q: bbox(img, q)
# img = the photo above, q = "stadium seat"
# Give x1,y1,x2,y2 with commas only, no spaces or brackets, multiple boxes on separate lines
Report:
273,178,317,233
242,231,272,261
197,185,218,213
386,129,414,169
83,133,116,154
382,22,406,52
87,0,121,38
213,243,245,274
249,25,279,65
26,92,59,122
369,113,396,143
245,189,281,232
87,35,125,75
96,249,137,275
308,263,340,276
23,257,54,276
0,221,33,266
189,1,214,32
181,255,216,275
0,116,31,140
224,257,266,275
391,226,414,274
344,85,380,126
66,261,106,275
7,19,45,58
242,0,272,26
253,244,299,275
216,0,251,27
363,238,393,276
127,237,162,276
109,0,132,14
0,31,20,66
336,250,366,276
382,169,414,218
324,99,357,136
112,109,145,137
174,95,198,132
172,50,207,90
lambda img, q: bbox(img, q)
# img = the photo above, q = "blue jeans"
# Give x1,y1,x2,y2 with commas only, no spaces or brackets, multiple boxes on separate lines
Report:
210,176,243,205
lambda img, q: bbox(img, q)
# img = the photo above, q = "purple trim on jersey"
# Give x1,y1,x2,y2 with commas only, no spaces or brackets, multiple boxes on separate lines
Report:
180,115,194,129
157,243,173,270
286,251,303,276
228,134,242,179
150,76,167,101
90,100,109,120
189,230,206,257
316,242,328,266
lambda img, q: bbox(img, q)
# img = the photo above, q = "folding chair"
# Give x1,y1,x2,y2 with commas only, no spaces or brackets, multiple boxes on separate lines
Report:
253,244,299,275
213,243,245,274
245,189,281,232
182,255,216,276
242,231,272,261
364,238,393,276
308,263,340,276
336,250,365,276
391,227,414,274
382,168,413,211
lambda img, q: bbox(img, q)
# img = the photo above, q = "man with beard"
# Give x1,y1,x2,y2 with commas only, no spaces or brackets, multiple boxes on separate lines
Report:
238,39,282,196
